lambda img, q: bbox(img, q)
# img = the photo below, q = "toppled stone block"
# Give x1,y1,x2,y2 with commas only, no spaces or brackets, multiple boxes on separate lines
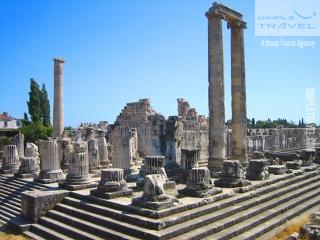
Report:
137,156,176,190
214,160,251,188
15,157,40,179
91,168,132,199
245,159,269,180
310,211,320,225
179,167,222,197
285,161,301,170
301,148,316,167
268,165,288,175
299,224,320,240
21,190,69,222
132,174,178,210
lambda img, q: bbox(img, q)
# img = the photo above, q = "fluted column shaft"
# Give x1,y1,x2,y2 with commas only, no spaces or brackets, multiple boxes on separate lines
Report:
53,58,65,138
230,23,248,165
207,12,226,174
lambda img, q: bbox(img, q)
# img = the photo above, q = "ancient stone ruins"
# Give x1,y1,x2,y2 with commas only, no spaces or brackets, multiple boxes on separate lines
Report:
0,2,320,240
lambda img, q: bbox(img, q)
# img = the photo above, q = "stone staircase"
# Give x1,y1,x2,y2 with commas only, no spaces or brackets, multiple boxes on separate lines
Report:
22,168,320,240
0,175,49,232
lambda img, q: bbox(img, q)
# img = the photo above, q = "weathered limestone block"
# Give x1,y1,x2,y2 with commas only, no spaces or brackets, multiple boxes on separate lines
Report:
110,126,142,175
299,224,320,240
179,167,222,197
15,157,40,179
310,211,320,225
87,139,101,175
59,139,73,170
268,165,288,175
91,168,132,199
285,161,301,170
181,148,199,171
137,156,175,189
214,160,251,188
245,159,269,180
10,134,24,158
132,174,178,210
252,151,265,159
96,130,110,169
107,144,114,166
25,143,39,159
177,98,190,117
60,141,97,190
301,148,315,166
21,190,69,222
38,139,65,184
1,145,20,174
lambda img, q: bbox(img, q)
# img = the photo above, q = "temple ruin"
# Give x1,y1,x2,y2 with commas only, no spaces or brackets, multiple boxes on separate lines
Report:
0,2,319,240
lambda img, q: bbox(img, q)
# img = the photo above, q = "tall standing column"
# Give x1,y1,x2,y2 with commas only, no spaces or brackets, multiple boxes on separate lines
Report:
53,58,65,138
230,21,248,166
206,10,226,174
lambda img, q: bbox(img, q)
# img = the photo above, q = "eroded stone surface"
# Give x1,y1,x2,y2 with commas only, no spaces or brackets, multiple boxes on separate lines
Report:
179,167,222,197
245,159,269,180
91,168,132,199
214,160,251,188
132,174,177,210
1,145,20,174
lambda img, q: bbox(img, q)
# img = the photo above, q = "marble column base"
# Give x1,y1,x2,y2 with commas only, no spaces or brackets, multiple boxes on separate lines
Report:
37,169,65,184
131,196,177,210
90,187,132,199
214,178,251,188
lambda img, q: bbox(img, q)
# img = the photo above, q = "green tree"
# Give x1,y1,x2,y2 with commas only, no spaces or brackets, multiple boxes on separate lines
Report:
20,121,52,143
41,83,51,126
27,79,42,123
252,118,255,127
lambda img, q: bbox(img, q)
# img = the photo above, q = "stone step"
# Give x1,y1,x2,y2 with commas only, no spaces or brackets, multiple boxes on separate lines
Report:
0,181,43,196
0,177,46,191
54,202,153,239
62,172,320,237
40,214,137,240
213,193,320,240
0,204,21,220
184,183,320,240
68,172,294,219
0,184,29,198
29,223,75,240
0,175,47,189
0,207,18,221
0,190,21,204
161,176,320,240
237,205,319,240
61,196,162,230
24,230,47,240
0,196,21,211
46,209,141,240
69,171,315,222
158,172,320,231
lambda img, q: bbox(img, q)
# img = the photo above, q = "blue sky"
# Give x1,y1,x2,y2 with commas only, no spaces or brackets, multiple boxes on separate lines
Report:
0,0,319,127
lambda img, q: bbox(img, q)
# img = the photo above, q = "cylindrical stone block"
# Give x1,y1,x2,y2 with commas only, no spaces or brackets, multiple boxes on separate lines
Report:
38,139,64,183
10,134,24,158
2,145,20,172
67,152,90,183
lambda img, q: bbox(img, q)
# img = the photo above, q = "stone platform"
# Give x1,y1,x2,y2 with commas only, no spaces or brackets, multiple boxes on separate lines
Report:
0,166,319,240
